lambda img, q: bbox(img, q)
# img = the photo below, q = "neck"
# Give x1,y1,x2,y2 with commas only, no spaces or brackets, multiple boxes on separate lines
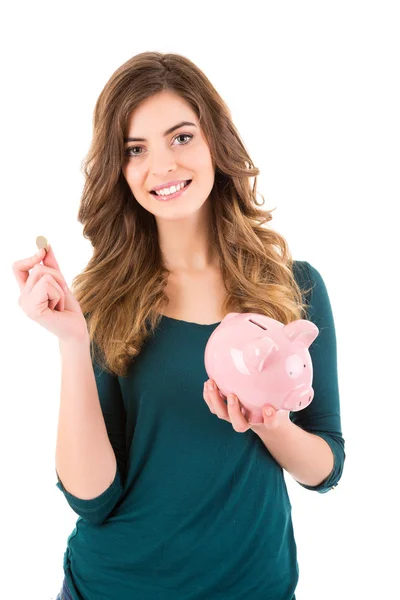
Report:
156,201,217,273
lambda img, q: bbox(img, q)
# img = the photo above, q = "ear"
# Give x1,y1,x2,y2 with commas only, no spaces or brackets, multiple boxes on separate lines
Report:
243,337,279,374
284,319,319,348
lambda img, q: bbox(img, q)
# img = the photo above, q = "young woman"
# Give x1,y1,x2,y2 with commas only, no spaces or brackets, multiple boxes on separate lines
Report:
13,52,345,600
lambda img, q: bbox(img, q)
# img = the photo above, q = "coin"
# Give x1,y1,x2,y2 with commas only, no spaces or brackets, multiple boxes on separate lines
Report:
36,236,49,252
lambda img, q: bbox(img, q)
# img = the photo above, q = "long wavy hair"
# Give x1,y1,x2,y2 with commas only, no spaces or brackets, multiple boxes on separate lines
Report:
70,51,313,377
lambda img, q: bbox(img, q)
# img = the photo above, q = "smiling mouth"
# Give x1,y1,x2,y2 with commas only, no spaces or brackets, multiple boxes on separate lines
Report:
150,180,192,196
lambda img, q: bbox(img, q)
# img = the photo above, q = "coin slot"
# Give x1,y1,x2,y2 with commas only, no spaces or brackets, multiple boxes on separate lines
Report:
248,319,267,330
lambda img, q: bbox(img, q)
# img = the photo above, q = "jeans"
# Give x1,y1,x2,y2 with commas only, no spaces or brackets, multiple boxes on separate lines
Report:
55,577,73,600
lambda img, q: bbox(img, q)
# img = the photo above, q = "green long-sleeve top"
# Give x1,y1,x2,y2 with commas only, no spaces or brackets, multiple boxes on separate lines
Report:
56,260,345,600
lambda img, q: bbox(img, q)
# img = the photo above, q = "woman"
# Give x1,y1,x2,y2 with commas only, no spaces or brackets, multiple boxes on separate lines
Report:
40,52,345,599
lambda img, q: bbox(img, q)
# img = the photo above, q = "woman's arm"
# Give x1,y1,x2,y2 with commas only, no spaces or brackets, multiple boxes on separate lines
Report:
258,261,346,493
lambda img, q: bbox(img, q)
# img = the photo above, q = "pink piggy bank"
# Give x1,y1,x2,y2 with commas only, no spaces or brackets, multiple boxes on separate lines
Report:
204,312,319,424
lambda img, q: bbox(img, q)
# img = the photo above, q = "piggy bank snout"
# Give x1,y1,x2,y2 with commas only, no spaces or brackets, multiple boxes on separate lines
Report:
283,386,314,411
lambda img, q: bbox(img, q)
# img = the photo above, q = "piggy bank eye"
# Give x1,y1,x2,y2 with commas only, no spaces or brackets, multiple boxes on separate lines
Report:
286,354,304,378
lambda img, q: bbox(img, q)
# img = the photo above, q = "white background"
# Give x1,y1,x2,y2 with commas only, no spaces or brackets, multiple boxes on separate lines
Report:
2,1,399,598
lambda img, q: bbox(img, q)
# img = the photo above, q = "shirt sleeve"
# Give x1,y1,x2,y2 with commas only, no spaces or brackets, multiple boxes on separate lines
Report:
290,261,346,493
55,341,127,525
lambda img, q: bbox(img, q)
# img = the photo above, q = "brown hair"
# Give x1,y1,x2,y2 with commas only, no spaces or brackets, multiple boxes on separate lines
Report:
70,51,313,377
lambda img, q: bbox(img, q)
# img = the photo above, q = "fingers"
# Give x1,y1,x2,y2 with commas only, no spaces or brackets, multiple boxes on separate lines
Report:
12,247,68,295
203,382,216,414
12,248,47,292
203,382,229,420
226,394,252,432
204,380,251,432
42,245,69,294
42,243,62,273
18,275,66,315
39,276,66,312
23,263,68,296
12,244,66,291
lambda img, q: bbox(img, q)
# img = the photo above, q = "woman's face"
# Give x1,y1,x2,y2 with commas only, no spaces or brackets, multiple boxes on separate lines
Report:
121,90,215,221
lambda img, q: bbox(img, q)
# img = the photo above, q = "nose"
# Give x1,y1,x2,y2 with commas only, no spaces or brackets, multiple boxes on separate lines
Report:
150,147,177,177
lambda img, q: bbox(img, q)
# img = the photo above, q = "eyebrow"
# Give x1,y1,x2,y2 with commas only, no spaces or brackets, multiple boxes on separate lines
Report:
123,121,197,143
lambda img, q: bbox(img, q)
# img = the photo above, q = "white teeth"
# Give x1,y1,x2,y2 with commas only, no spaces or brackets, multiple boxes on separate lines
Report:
154,181,187,196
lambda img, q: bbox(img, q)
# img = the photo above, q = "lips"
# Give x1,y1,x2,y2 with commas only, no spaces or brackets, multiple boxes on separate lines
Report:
150,180,191,196
150,179,192,202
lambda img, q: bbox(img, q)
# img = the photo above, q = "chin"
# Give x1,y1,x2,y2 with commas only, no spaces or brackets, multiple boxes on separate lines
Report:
154,205,203,221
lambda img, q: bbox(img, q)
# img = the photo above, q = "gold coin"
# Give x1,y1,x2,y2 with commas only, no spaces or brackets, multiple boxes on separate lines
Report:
36,236,49,252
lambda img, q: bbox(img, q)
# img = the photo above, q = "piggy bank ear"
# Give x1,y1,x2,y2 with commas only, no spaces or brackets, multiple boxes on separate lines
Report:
243,337,279,374
284,319,319,348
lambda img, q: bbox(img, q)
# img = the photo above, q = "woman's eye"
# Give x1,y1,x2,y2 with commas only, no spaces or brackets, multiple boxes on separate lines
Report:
175,134,192,145
124,133,193,158
125,146,143,157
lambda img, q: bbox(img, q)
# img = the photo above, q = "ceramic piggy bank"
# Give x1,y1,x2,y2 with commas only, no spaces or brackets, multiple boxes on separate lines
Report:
204,312,319,424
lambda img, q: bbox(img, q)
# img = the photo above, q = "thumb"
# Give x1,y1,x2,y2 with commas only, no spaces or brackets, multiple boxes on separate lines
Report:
42,243,62,274
262,405,278,429
41,243,71,295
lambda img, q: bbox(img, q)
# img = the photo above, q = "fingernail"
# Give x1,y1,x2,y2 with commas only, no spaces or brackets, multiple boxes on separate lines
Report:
228,395,235,405
265,408,273,417
207,381,215,391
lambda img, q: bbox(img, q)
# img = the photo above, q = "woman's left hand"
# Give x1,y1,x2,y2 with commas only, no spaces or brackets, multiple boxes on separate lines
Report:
203,379,290,433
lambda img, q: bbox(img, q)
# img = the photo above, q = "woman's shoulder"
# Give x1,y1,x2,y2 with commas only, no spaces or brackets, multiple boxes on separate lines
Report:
292,259,326,313
292,259,314,290
292,259,325,286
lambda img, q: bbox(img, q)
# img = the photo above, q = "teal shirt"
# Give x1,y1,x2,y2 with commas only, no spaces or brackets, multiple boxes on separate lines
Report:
56,260,345,600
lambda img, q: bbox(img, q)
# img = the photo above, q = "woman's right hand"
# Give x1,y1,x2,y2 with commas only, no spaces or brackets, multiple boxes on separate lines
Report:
12,244,90,344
